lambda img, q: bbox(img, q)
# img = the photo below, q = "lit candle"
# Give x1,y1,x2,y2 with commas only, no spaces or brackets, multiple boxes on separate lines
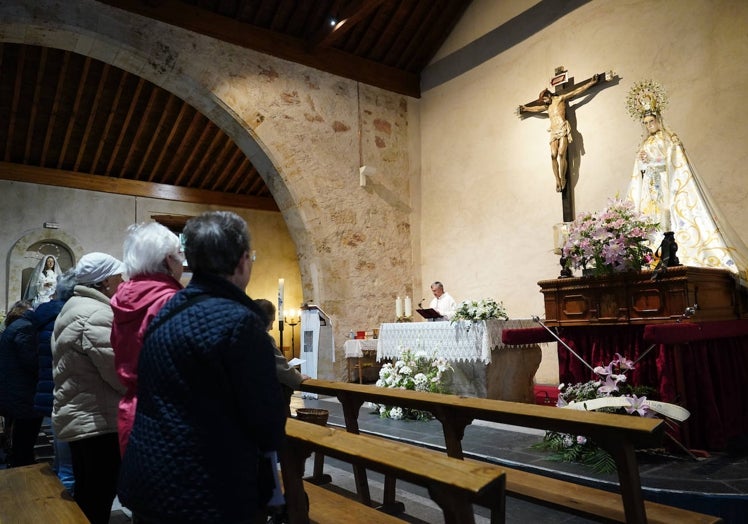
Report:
396,296,403,318
278,278,284,319
404,296,412,318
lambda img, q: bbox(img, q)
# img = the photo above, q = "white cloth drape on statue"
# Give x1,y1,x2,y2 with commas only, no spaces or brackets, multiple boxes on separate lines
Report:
626,129,748,280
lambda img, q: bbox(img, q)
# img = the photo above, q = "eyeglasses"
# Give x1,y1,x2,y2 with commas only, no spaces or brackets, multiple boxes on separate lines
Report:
250,250,257,262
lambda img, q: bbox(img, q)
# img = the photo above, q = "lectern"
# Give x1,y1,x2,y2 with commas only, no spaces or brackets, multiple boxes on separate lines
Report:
300,305,334,386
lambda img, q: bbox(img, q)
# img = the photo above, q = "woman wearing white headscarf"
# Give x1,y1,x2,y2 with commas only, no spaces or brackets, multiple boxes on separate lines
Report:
52,252,127,524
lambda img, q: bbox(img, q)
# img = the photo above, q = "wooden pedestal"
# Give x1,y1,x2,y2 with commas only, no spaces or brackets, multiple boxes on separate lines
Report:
538,266,741,327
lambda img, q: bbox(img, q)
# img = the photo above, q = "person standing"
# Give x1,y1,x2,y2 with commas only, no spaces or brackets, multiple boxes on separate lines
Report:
52,252,127,524
0,300,41,467
118,211,286,523
429,281,458,320
255,298,309,411
111,222,184,456
33,271,76,492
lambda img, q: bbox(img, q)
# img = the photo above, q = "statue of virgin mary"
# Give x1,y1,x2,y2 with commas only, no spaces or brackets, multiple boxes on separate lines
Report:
24,254,62,307
625,80,748,280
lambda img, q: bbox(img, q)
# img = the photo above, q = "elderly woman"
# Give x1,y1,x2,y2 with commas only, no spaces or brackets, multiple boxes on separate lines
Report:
0,300,39,467
52,252,127,524
111,222,184,455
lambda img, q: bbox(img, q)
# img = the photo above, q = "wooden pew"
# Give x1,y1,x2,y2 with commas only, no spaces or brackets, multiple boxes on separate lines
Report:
299,379,723,524
304,481,407,523
0,463,87,523
281,417,506,524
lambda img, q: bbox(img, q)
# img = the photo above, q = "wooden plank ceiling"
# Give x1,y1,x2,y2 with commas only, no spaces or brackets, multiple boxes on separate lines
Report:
0,1,472,210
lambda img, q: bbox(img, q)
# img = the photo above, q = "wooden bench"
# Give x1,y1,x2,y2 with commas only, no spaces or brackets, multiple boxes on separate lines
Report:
299,379,723,524
281,417,506,524
304,481,406,523
0,463,87,523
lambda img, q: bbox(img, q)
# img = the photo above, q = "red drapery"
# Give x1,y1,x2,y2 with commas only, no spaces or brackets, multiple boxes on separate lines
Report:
555,323,748,451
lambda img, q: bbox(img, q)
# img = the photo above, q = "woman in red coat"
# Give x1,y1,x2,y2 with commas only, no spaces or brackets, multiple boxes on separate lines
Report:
111,222,184,455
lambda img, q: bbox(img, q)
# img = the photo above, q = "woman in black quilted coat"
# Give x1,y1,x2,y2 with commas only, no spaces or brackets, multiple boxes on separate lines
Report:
119,211,286,524
0,300,41,467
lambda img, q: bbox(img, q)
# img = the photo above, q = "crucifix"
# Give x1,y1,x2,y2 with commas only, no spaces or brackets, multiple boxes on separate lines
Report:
518,67,617,222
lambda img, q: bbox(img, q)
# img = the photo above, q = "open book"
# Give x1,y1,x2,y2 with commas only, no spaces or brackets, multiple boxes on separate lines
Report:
416,308,442,320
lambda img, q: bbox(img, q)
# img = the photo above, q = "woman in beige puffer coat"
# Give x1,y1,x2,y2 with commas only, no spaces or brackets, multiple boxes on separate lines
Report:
52,252,127,524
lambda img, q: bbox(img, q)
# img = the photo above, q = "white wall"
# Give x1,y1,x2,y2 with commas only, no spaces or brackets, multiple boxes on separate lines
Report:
418,0,748,382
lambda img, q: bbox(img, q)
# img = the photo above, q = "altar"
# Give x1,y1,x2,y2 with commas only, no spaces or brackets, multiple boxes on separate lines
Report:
501,266,748,451
376,318,541,402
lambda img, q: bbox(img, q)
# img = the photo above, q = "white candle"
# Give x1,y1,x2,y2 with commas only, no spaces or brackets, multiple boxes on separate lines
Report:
396,296,403,318
404,296,412,318
278,278,284,319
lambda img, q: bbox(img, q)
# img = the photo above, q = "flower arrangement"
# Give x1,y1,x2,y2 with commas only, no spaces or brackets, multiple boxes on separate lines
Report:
562,198,659,276
533,354,660,473
375,348,452,421
451,298,508,323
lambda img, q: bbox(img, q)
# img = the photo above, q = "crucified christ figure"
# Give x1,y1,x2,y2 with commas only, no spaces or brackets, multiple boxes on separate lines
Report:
519,73,599,192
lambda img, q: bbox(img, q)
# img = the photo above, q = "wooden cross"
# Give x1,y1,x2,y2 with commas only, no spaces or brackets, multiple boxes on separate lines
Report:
518,68,618,222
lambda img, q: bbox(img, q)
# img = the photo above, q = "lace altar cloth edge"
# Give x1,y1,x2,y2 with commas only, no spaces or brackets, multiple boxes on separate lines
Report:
376,318,537,364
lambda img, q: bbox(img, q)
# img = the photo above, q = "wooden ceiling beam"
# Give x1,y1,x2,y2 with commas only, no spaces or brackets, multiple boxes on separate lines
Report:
98,0,420,97
309,0,387,49
24,47,48,163
0,161,279,211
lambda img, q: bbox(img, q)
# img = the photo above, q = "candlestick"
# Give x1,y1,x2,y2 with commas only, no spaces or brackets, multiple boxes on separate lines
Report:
278,278,285,318
396,296,403,318
404,296,412,318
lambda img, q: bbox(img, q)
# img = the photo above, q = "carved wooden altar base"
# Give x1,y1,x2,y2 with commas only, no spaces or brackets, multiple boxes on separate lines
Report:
538,266,743,326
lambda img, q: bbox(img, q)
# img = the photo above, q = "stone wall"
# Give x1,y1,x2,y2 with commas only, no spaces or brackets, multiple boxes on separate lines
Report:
0,1,415,381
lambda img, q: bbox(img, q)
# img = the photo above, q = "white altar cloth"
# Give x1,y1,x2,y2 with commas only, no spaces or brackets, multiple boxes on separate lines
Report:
376,318,536,364
344,339,379,358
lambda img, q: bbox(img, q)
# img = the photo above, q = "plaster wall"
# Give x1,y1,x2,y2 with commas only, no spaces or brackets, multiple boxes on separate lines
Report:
0,180,301,353
419,0,748,382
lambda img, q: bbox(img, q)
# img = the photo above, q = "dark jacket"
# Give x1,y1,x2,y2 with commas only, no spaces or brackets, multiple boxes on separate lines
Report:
0,311,38,419
32,300,65,416
118,273,286,523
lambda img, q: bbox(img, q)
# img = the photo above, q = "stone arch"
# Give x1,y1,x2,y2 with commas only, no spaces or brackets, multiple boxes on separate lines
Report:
6,229,84,310
1,16,314,304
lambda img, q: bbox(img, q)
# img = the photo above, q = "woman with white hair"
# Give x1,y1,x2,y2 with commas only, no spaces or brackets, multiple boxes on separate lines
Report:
111,222,184,456
52,252,127,524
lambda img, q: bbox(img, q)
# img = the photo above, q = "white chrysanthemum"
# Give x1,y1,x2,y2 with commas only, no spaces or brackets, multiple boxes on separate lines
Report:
389,407,404,420
399,365,413,376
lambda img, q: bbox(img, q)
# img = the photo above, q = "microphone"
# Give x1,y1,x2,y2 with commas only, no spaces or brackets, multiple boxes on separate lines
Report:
418,298,425,309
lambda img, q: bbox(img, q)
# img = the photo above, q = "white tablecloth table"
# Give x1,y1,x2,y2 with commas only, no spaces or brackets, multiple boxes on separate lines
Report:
375,318,541,399
376,318,537,363
343,339,380,358
344,339,380,383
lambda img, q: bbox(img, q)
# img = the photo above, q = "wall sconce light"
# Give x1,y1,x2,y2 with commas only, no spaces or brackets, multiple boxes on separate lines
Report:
359,165,377,187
